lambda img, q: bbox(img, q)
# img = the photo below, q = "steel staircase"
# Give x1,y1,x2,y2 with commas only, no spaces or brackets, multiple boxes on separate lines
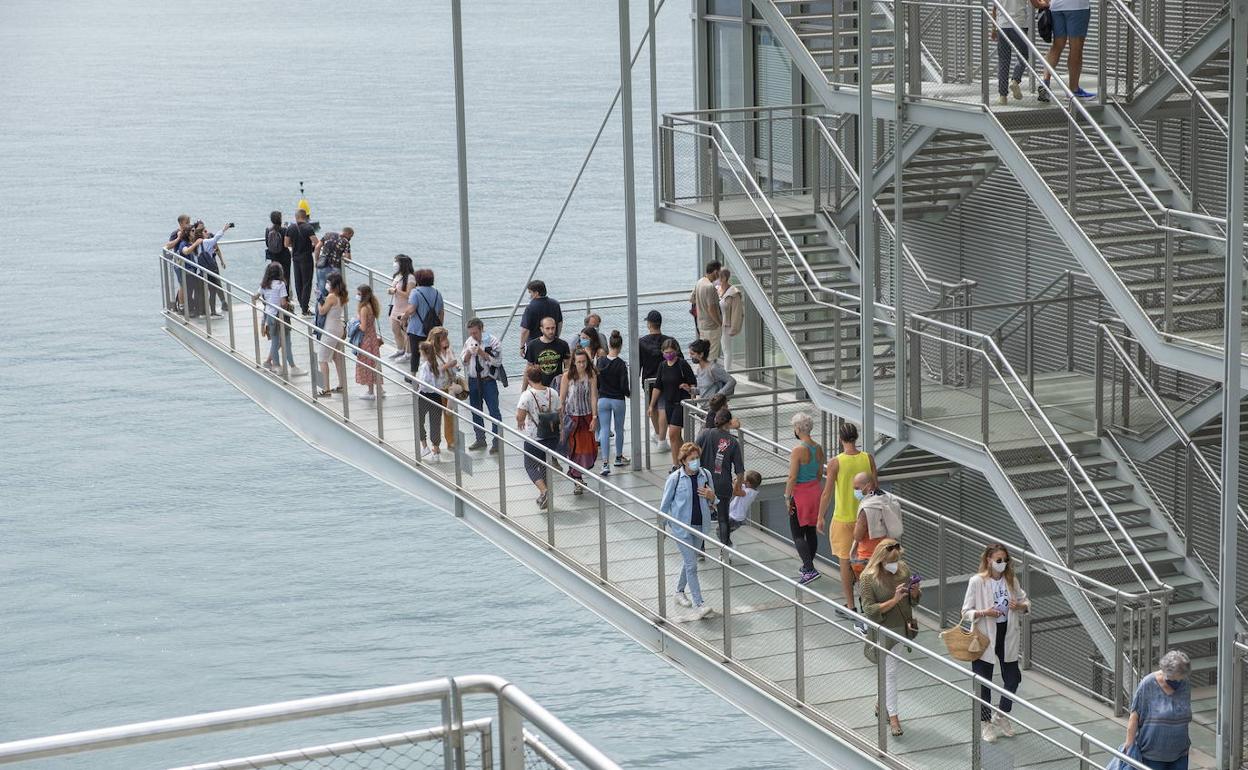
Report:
747,0,1248,387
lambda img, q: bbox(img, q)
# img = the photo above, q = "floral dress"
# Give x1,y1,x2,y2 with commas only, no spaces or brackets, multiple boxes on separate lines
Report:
355,309,381,386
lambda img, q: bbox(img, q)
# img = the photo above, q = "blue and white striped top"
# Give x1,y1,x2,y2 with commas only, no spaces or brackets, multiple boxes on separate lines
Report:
1129,673,1191,762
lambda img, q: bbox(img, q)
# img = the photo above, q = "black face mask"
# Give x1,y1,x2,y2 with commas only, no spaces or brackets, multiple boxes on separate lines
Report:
794,431,800,440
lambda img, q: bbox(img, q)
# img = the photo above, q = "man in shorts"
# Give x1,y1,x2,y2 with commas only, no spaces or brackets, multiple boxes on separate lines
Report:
817,422,877,617
1040,0,1095,101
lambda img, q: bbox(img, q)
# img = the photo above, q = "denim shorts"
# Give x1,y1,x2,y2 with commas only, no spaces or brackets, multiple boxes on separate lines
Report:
1052,8,1091,38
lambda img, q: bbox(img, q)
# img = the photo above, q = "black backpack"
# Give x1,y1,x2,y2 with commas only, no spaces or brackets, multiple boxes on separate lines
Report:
1036,8,1053,43
414,289,441,336
265,226,284,257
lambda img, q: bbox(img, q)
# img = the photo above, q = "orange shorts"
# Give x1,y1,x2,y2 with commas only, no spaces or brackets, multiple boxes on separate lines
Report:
830,519,855,559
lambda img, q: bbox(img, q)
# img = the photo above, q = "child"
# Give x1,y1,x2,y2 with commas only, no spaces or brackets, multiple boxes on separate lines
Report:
728,470,763,534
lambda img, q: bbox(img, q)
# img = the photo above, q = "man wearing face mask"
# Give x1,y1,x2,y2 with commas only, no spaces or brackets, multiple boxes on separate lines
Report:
847,472,905,634
962,543,1031,743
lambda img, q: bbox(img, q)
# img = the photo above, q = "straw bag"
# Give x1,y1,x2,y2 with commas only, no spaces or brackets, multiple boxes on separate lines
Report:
941,611,990,662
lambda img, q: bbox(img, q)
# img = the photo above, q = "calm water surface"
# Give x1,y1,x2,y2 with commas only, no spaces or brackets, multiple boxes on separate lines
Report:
0,1,814,768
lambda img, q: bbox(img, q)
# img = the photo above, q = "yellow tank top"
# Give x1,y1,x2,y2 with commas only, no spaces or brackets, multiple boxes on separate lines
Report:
833,450,874,524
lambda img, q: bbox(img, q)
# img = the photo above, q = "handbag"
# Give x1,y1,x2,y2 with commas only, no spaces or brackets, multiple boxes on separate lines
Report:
450,376,469,400
940,611,990,662
1037,8,1053,43
1104,743,1142,770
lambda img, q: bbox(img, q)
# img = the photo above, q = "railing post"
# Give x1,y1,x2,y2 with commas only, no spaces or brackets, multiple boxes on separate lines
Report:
497,698,525,770
496,438,507,516
452,407,464,516
1079,733,1092,770
599,480,609,582
767,111,775,196
226,291,237,352
1189,98,1201,208
909,323,922,419
338,354,350,421
721,545,733,659
279,313,291,383
1066,471,1078,567
1113,593,1126,716
376,361,385,442
1183,452,1193,554
937,517,948,628
1094,330,1105,435
1065,273,1076,371
812,127,822,213
309,335,319,401
1025,305,1035,393
413,392,422,465
979,2,990,106
661,118,675,204
656,515,668,619
980,356,990,445
833,310,844,390
794,583,805,702
546,462,556,545
970,671,983,770
877,645,889,750
1019,553,1032,670
1097,0,1108,105
710,140,721,218
1157,589,1168,661
252,305,262,367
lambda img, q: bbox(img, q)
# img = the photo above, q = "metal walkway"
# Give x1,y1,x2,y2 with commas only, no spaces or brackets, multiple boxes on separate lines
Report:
158,252,1229,769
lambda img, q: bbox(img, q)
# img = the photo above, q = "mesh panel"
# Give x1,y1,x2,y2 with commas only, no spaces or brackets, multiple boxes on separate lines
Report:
168,726,486,770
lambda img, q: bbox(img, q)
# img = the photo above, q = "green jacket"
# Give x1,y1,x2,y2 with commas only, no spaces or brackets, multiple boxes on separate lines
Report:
860,562,920,663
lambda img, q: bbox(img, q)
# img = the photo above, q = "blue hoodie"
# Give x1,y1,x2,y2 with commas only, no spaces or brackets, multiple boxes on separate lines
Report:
659,467,715,543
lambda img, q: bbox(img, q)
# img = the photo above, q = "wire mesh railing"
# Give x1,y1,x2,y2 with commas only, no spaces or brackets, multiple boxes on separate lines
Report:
0,676,618,770
154,250,1157,769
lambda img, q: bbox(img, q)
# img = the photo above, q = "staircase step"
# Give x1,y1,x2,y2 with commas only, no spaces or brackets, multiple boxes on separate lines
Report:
740,244,839,259
1035,500,1151,526
1076,548,1184,573
1093,231,1169,248
1006,456,1117,476
1164,625,1219,646
1021,477,1134,501
731,226,823,241
1168,598,1218,619
1127,274,1240,293
1107,252,1223,270
1145,301,1230,317
1068,525,1165,548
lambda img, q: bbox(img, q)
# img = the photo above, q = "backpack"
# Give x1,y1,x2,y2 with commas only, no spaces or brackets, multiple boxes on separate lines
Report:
414,289,441,337
265,226,284,257
533,389,560,442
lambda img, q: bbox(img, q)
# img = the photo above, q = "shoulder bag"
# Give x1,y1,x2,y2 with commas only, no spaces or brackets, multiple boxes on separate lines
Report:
940,611,990,662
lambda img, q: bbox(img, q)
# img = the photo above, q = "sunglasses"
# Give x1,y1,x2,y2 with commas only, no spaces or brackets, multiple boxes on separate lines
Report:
885,543,901,552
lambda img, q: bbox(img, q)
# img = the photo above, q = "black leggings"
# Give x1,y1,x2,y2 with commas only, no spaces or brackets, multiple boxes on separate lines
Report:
789,512,818,573
715,495,733,545
971,615,1022,721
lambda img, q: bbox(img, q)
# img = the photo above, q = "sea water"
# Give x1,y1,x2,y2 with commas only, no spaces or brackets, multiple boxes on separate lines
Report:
0,1,812,767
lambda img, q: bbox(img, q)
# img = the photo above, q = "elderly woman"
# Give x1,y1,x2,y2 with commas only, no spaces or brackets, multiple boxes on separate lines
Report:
784,412,825,585
1124,650,1192,770
859,538,920,737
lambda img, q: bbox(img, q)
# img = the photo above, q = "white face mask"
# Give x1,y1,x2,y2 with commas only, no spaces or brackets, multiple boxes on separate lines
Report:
991,559,1007,574
883,562,899,574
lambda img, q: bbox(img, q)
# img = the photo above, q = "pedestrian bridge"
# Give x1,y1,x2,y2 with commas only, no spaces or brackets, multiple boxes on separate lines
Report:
158,249,1229,769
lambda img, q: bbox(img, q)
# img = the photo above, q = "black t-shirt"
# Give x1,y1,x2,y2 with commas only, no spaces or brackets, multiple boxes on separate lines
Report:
287,221,317,259
695,428,743,495
596,356,631,400
638,332,676,383
520,296,563,333
524,337,571,386
654,357,696,407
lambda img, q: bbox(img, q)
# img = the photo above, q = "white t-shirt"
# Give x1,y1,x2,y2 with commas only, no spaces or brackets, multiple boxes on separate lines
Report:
517,387,560,439
1049,0,1091,11
998,0,1031,28
728,486,759,523
260,281,287,318
990,577,1010,623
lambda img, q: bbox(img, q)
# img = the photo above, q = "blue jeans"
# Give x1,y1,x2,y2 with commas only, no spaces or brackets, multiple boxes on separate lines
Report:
1143,757,1188,770
597,397,626,459
674,533,704,605
469,377,501,441
266,315,295,365
315,265,338,296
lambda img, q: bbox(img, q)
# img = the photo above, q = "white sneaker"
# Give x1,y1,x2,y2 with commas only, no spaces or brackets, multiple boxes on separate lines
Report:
656,440,669,452
1010,80,1023,100
694,604,714,619
993,714,1015,738
399,353,411,363
421,446,433,459
674,592,692,608
650,431,659,444
360,393,375,401
997,94,1008,105
288,366,304,376
388,351,404,360
981,722,998,743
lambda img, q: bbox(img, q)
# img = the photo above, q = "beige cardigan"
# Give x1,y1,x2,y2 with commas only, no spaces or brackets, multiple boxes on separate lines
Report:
961,572,1030,664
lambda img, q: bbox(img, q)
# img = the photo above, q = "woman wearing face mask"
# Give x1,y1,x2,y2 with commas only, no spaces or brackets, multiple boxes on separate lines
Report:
354,284,384,401
962,543,1030,744
387,254,416,361
784,412,825,585
577,326,604,360
648,338,697,471
658,442,717,619
858,538,919,737
1123,650,1192,770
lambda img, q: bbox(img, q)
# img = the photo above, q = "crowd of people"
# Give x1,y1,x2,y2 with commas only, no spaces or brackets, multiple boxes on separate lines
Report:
165,221,1196,766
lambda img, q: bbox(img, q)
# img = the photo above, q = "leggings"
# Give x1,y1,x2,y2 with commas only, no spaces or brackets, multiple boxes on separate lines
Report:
790,512,819,573
971,615,1022,721
418,392,443,447
597,397,626,458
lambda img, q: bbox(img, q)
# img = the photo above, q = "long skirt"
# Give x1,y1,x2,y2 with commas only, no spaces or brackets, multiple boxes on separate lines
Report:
564,413,597,480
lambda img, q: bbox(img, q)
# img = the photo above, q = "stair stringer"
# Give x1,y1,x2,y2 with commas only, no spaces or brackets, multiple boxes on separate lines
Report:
1113,388,1235,462
657,203,1123,669
1126,15,1231,121
1097,436,1240,635
830,123,941,230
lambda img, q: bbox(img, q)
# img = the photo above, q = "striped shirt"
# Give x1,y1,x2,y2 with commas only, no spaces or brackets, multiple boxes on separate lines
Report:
1129,674,1191,762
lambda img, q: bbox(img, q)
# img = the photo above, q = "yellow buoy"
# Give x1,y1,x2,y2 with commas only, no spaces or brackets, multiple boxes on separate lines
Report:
297,198,311,217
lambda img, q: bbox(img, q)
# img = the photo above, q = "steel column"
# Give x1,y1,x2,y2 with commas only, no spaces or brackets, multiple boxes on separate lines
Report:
859,0,876,450
894,0,908,439
451,0,473,341
619,0,644,473
1217,3,1247,765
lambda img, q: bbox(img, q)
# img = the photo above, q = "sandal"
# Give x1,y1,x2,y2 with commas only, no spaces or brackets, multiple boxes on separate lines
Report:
318,389,333,397
889,717,903,737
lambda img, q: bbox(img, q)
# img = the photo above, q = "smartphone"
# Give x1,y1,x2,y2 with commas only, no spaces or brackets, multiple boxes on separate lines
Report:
227,222,235,229
909,573,922,586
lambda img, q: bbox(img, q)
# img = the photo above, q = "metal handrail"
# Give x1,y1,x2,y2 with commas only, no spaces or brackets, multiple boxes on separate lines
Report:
160,252,1155,770
0,675,618,769
665,118,1163,591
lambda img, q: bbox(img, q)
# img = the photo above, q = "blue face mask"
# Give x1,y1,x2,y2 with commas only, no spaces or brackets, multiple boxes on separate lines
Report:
686,459,701,473
579,338,591,348
853,489,865,501
1164,678,1182,691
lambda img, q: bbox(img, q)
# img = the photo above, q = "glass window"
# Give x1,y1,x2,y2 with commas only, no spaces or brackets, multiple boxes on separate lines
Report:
706,0,741,16
755,27,795,188
709,22,744,111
